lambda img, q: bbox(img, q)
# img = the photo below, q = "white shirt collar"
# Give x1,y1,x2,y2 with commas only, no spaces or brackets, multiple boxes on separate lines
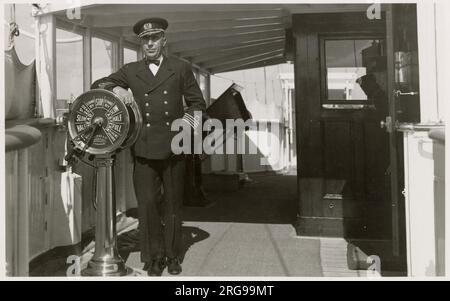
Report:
148,56,163,75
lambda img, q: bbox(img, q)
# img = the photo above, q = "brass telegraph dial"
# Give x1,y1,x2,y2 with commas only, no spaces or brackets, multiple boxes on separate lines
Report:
67,89,142,156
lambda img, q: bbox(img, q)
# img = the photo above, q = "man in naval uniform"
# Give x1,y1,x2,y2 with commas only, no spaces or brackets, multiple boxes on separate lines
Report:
91,17,206,276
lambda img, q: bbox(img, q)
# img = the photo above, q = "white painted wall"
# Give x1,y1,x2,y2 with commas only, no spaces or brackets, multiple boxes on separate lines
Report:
403,0,448,276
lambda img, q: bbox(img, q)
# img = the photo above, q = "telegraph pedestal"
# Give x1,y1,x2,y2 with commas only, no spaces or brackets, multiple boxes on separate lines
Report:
81,155,131,276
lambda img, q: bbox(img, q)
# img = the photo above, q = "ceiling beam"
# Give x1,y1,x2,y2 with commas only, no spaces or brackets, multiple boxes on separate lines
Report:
36,3,100,17
283,3,378,14
169,17,287,33
89,10,286,28
165,24,286,42
190,40,285,64
79,4,287,15
52,3,375,19
198,45,285,69
175,38,285,59
210,52,284,74
168,29,285,53
102,18,287,38
216,57,286,73
69,3,373,16
202,49,285,69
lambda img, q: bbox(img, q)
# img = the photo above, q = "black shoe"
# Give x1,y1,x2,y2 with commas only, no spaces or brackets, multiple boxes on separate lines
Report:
167,257,182,275
147,259,166,276
143,262,151,271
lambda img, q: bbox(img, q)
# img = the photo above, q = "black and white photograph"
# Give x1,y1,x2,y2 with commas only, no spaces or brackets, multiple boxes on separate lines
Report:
1,0,448,281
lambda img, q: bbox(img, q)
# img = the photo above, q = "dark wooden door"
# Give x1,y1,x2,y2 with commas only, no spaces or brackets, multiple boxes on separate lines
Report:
294,12,392,239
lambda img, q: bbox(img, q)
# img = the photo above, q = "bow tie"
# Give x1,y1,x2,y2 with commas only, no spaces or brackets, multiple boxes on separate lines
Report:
147,59,160,66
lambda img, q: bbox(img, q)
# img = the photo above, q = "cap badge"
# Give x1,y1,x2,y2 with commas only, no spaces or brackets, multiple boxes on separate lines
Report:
143,23,153,30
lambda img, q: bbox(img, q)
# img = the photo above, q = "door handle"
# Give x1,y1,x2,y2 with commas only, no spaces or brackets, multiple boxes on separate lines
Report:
380,116,393,133
393,90,419,97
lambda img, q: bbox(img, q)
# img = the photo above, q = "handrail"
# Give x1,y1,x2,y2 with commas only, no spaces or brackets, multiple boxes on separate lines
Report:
5,124,42,152
5,118,57,152
5,117,55,129
397,122,445,132
429,128,445,144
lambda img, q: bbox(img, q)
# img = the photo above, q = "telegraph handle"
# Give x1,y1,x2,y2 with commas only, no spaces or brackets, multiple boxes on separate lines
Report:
65,121,102,163
64,141,81,164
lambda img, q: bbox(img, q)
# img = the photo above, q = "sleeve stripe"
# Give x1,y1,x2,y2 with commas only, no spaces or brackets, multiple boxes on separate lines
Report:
183,113,194,122
182,115,195,129
182,113,201,129
181,118,192,127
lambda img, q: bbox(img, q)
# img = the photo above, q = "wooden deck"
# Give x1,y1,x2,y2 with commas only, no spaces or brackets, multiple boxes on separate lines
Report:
79,172,384,277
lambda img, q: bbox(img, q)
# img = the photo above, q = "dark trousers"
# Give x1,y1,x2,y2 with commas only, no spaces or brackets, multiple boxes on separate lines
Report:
133,155,185,262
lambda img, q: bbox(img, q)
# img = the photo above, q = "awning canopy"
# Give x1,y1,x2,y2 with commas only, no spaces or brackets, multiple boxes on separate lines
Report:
44,3,373,74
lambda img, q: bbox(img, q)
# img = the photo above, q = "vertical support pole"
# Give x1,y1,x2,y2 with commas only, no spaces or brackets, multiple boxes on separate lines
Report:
118,37,124,69
289,89,295,166
34,17,42,118
204,73,211,106
36,14,56,119
5,151,18,276
284,81,290,169
137,46,144,61
43,132,51,252
17,149,30,276
83,28,92,92
82,156,130,276
115,37,127,213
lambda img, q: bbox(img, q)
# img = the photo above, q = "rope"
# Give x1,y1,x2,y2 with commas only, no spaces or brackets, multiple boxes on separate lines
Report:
7,4,19,50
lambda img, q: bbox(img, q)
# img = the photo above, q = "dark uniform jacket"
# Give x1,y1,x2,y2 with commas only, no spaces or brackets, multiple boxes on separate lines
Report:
91,56,206,160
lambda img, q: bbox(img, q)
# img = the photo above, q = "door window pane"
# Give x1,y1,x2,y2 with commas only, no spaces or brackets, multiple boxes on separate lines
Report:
325,39,385,101
56,28,83,117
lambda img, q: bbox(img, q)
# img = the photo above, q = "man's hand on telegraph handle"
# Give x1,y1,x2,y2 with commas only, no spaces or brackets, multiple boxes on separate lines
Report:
113,86,134,105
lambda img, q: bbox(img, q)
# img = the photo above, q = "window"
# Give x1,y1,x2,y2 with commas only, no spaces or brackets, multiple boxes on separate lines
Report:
91,36,114,81
321,36,386,104
124,47,138,64
56,28,83,117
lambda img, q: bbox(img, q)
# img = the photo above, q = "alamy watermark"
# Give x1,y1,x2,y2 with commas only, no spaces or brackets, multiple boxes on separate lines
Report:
66,255,81,276
366,3,382,20
170,111,281,166
65,0,81,20
367,255,381,277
